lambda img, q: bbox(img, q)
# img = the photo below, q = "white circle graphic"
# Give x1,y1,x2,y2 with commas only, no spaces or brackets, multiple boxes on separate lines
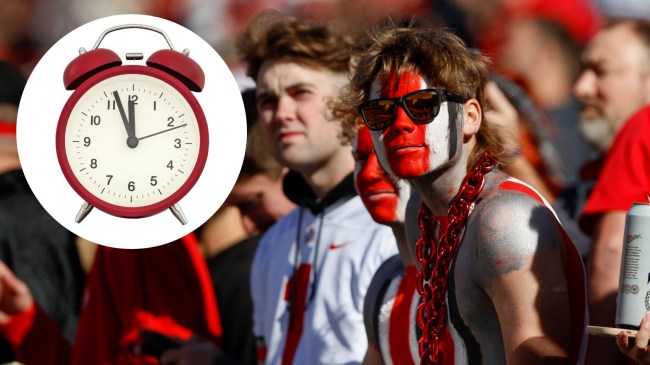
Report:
17,14,246,249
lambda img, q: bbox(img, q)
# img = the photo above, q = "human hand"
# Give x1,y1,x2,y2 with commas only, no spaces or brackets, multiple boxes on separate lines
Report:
160,336,223,365
483,80,523,155
484,80,519,134
0,260,33,322
617,311,650,364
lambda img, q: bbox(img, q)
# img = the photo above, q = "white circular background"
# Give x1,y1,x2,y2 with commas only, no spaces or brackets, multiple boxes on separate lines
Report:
17,14,246,249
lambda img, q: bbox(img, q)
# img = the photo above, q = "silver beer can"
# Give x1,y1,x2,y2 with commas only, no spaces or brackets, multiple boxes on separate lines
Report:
616,202,650,329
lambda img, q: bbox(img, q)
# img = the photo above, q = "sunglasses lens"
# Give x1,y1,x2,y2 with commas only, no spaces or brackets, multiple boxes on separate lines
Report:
361,100,396,130
404,90,438,121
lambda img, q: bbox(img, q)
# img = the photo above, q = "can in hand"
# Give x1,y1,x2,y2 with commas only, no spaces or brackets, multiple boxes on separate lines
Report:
616,202,650,329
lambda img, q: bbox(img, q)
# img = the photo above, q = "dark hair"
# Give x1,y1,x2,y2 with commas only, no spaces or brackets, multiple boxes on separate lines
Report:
238,88,283,182
0,61,26,106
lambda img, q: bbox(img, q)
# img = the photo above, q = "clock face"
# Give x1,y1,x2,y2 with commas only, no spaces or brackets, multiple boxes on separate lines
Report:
56,65,209,218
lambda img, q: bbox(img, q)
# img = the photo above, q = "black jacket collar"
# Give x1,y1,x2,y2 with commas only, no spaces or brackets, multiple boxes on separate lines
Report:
282,170,357,215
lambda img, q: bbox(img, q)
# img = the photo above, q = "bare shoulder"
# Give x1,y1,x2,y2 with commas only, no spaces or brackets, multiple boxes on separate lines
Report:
465,180,565,282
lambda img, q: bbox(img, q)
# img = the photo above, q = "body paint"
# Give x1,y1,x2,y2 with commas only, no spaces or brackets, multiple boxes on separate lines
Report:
354,126,410,225
369,69,460,179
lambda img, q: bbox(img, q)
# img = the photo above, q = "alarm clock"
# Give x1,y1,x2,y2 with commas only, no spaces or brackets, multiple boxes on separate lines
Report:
56,24,209,225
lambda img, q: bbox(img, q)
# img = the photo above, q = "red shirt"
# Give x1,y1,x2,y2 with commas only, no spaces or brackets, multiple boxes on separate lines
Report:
581,105,650,228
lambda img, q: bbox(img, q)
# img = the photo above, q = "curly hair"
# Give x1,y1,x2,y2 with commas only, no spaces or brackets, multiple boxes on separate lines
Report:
336,22,515,170
237,9,354,81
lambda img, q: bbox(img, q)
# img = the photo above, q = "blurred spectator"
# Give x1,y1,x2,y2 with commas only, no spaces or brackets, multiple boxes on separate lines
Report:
489,73,564,201
499,17,598,185
575,18,650,365
70,236,223,365
0,0,40,74
0,59,85,364
447,0,601,68
224,89,294,237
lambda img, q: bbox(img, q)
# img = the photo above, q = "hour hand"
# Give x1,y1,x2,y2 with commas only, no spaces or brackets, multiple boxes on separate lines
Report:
113,91,130,136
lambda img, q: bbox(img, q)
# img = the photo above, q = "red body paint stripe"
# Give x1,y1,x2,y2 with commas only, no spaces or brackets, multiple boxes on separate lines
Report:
281,264,311,365
498,180,544,204
389,265,418,365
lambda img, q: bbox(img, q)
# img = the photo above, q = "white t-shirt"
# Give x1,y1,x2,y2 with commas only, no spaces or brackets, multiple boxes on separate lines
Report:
251,195,398,365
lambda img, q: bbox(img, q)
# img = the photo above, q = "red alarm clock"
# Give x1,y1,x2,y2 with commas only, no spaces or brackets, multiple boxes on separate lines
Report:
56,24,209,225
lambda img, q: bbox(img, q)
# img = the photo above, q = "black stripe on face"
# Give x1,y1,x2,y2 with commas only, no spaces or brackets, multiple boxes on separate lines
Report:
447,102,459,159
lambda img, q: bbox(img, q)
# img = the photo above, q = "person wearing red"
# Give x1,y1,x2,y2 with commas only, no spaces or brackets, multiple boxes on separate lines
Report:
0,235,222,365
581,105,650,216
71,235,222,365
574,18,650,365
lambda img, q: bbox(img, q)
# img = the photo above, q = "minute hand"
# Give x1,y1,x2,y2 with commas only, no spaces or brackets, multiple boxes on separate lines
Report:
113,91,132,136
138,124,187,141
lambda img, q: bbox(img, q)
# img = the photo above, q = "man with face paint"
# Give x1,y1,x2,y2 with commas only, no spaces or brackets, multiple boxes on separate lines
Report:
337,24,588,364
235,10,398,365
350,125,421,364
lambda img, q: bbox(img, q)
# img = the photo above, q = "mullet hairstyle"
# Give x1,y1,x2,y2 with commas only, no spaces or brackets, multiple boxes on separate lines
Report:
336,22,515,170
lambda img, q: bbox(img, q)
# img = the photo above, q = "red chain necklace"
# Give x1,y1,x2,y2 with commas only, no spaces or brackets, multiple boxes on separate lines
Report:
416,151,497,365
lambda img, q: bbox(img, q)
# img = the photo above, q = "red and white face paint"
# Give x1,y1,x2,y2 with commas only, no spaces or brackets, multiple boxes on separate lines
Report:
369,69,459,179
353,126,410,226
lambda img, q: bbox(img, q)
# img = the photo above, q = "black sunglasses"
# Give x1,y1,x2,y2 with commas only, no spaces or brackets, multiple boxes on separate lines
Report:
358,88,467,131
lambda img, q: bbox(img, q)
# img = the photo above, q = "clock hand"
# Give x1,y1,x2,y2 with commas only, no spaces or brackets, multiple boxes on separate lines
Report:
128,97,136,137
138,124,187,141
112,91,131,136
126,96,139,148
113,91,139,148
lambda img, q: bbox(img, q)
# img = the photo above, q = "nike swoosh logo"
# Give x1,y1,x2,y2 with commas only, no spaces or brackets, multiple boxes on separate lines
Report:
329,242,350,250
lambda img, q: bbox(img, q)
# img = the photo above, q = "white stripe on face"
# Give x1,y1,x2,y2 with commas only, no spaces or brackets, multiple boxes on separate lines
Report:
425,101,451,171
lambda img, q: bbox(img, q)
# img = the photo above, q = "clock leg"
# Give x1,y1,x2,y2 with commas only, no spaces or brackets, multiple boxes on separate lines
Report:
75,202,94,223
169,204,188,225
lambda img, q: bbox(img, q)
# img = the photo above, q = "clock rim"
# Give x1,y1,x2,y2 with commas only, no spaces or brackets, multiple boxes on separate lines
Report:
56,65,210,218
